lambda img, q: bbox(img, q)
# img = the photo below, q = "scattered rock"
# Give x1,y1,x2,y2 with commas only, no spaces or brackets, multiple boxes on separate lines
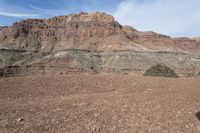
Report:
16,118,24,122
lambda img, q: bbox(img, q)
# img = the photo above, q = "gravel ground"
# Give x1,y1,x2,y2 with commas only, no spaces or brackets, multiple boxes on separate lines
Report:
0,73,200,133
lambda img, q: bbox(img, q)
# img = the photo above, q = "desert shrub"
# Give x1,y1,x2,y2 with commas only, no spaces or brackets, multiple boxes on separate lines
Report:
144,64,179,78
196,112,200,121
0,70,4,77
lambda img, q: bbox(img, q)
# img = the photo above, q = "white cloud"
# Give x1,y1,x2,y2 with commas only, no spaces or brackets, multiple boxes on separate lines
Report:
29,5,67,16
113,0,200,37
0,11,40,18
30,5,55,15
0,5,41,18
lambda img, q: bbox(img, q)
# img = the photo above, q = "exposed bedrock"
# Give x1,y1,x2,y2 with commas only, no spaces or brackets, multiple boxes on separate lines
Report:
0,12,200,77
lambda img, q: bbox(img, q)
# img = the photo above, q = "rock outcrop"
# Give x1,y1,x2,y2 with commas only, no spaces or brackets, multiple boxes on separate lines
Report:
1,12,200,53
0,12,126,53
0,12,200,77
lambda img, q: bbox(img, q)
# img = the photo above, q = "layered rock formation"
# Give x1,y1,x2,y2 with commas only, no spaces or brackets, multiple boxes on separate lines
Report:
0,12,200,77
1,12,200,53
0,12,125,53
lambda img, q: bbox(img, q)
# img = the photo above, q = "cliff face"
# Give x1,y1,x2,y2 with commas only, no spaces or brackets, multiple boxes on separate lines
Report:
0,12,200,77
0,12,126,53
0,12,200,53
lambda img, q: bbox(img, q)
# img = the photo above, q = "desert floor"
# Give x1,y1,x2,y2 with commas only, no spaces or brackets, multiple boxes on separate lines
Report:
0,73,200,133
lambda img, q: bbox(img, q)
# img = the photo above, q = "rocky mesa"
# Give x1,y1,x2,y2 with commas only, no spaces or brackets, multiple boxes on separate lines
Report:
0,12,200,77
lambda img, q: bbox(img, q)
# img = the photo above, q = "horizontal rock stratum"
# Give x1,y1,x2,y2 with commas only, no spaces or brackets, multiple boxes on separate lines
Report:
1,12,200,53
0,12,200,77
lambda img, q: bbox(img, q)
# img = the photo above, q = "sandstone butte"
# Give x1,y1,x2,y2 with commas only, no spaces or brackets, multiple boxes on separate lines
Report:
0,12,200,53
0,12,200,77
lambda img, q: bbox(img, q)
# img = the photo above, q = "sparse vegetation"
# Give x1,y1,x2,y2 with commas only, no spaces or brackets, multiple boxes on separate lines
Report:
0,71,4,77
144,64,179,78
0,70,4,77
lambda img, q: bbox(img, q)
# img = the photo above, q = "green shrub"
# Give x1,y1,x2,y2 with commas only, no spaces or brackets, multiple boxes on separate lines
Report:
0,70,4,77
144,64,179,78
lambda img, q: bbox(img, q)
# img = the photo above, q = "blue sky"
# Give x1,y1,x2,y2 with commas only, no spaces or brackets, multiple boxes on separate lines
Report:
0,0,200,37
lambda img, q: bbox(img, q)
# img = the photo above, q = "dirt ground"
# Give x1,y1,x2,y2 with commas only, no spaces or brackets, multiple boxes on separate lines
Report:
0,73,200,133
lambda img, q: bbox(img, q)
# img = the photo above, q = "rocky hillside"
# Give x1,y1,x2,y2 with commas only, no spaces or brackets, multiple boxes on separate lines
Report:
0,12,125,53
0,12,200,77
1,12,200,53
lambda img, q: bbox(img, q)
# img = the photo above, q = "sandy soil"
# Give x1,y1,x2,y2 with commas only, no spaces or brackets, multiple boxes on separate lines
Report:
0,73,200,133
